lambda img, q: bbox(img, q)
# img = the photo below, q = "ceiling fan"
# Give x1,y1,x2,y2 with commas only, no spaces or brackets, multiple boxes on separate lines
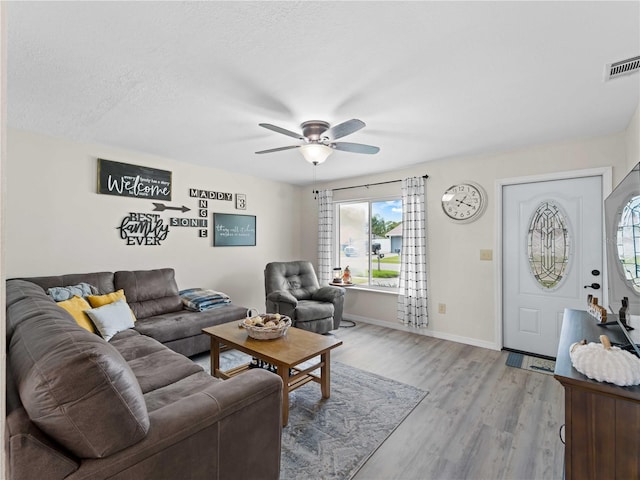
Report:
255,119,380,164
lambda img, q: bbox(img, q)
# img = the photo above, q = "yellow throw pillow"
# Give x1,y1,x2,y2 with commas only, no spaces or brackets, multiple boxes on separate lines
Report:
87,290,137,323
87,289,126,308
57,296,95,333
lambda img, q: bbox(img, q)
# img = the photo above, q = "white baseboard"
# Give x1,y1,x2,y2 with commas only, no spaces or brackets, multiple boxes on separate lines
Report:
342,314,500,351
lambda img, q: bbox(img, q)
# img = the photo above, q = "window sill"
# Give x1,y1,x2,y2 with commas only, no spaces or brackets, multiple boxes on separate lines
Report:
342,285,399,295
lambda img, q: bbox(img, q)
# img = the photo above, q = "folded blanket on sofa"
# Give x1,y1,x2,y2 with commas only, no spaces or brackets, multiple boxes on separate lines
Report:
179,288,231,311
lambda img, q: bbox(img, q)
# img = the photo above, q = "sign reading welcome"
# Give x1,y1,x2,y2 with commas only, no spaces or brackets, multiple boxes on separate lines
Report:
98,159,172,201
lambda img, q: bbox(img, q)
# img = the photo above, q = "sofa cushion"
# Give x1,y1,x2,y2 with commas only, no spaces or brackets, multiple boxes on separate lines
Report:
17,272,115,295
7,280,150,459
296,299,334,322
109,331,167,362
133,304,248,343
6,280,58,339
109,332,205,393
126,345,204,393
115,268,183,319
109,328,141,341
264,261,320,301
144,371,223,413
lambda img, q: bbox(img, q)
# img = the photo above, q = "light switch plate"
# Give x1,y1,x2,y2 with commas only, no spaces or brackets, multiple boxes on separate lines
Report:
480,249,493,261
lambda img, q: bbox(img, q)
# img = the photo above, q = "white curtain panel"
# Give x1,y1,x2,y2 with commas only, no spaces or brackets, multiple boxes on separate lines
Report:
317,189,334,285
397,176,428,327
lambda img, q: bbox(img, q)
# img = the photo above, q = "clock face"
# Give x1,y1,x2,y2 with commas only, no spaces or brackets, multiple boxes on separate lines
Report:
441,183,486,222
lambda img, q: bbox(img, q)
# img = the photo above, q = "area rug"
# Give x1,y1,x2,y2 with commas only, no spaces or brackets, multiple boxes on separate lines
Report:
192,351,428,480
506,351,556,376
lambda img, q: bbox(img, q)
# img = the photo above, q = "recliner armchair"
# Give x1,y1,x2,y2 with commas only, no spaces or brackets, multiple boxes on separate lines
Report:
264,261,345,334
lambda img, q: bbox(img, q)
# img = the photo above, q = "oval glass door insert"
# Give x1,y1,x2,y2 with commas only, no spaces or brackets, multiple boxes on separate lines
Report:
616,195,640,292
528,200,570,289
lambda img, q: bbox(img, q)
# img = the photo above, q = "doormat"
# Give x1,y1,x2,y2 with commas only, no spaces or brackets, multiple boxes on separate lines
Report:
506,351,555,376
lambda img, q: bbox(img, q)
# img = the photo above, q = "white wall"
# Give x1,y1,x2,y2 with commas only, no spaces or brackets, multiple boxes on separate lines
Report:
0,5,6,478
626,104,640,171
6,129,304,311
6,123,637,353
301,133,629,349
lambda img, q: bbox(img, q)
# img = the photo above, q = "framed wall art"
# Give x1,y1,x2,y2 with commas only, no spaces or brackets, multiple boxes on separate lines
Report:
98,158,172,200
213,213,256,247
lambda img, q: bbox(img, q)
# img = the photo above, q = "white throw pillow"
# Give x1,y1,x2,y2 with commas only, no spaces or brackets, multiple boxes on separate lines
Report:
86,299,136,341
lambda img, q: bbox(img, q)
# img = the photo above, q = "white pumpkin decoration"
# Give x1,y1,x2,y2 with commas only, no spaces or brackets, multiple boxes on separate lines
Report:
569,335,640,386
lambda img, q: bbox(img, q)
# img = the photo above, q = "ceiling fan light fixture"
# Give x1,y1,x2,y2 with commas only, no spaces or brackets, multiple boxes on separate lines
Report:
257,118,378,160
299,143,333,164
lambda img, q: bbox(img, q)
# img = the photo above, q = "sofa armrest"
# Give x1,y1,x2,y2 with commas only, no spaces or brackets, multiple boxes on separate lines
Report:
69,370,283,480
266,290,298,306
312,286,345,303
6,408,80,480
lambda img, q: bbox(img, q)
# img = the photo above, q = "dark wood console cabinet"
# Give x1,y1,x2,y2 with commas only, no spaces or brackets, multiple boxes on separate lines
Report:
554,309,640,479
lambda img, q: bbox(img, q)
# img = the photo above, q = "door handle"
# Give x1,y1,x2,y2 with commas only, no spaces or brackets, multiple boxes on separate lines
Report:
583,283,601,290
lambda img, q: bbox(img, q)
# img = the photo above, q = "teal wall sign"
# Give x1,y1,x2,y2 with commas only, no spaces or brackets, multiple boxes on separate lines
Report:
213,213,256,247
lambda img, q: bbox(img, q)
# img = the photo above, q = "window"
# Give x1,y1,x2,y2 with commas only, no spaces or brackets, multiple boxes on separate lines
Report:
527,200,570,289
337,198,402,289
617,195,640,292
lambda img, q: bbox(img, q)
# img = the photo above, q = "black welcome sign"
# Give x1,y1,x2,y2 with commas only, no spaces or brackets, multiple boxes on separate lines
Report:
98,159,172,201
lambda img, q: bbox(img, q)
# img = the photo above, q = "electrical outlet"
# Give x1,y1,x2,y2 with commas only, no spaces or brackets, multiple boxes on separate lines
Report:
480,249,493,261
438,303,446,314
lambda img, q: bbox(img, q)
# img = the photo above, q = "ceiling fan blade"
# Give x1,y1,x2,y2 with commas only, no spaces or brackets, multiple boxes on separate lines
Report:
259,123,305,140
332,142,380,154
324,119,366,140
255,145,300,154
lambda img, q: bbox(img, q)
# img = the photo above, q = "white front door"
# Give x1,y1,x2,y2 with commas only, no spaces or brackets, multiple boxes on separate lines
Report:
502,175,603,358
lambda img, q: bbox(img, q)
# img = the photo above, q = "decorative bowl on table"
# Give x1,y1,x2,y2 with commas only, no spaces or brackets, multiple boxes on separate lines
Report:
241,313,292,340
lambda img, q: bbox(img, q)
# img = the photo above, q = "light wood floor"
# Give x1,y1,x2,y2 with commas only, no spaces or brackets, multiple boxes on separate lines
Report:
330,322,565,480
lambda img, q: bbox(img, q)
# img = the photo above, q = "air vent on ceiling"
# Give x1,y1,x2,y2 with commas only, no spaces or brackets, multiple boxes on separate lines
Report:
604,55,640,81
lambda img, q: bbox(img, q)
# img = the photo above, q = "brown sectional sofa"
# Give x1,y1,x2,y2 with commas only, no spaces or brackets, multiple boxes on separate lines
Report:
5,269,283,480
18,268,249,357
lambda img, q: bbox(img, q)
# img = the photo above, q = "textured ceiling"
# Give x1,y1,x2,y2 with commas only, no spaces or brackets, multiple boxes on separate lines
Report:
8,1,640,186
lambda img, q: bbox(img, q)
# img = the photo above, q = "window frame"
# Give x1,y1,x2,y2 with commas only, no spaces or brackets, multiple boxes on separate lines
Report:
334,196,402,293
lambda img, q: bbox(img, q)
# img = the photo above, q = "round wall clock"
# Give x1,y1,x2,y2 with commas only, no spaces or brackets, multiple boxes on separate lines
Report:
441,182,487,223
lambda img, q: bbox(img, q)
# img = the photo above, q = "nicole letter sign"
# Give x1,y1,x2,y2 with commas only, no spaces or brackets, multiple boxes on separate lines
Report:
98,159,172,201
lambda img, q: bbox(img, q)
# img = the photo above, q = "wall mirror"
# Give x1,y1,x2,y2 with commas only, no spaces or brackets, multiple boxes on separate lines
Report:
605,162,640,315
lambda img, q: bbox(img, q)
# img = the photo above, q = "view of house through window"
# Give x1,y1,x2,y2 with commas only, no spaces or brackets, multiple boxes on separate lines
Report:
337,198,402,289
617,195,640,292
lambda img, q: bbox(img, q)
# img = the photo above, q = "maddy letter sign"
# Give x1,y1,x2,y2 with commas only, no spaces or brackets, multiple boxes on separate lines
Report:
98,159,172,201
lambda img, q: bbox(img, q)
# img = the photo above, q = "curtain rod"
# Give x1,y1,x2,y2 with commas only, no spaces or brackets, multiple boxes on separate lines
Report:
323,174,429,193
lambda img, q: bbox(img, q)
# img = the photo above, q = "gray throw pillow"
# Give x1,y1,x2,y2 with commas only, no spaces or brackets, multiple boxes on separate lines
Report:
47,282,98,301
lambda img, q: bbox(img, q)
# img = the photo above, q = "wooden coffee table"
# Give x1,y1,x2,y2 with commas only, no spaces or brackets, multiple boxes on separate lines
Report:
202,322,342,426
